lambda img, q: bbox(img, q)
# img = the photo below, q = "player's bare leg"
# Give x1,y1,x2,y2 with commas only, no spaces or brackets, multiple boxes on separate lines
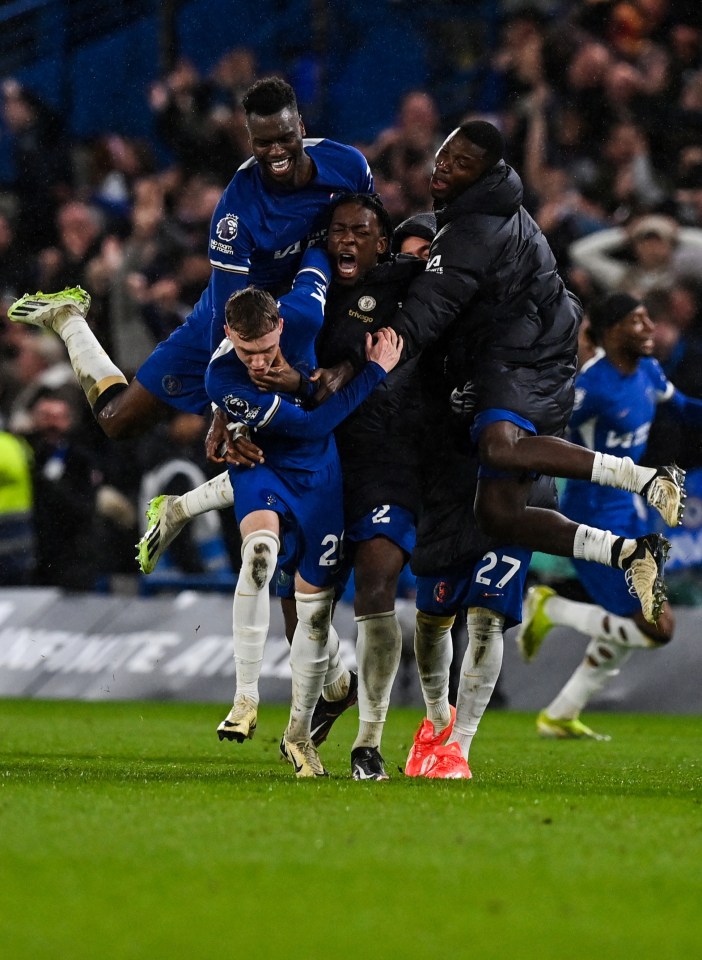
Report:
479,420,685,528
475,475,670,624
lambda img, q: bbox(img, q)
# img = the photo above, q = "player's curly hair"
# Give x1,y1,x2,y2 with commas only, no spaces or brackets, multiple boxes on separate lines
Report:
326,193,394,260
225,286,280,340
242,77,298,117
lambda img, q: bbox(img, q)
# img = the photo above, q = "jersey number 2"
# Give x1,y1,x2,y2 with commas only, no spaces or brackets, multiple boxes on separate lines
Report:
319,534,342,568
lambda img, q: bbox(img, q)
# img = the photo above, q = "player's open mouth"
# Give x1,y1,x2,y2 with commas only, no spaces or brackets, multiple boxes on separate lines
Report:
268,158,293,176
431,174,448,191
337,253,357,277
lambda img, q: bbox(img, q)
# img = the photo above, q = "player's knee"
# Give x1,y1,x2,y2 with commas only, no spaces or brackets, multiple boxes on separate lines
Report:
415,609,455,647
239,531,279,592
96,412,131,440
353,569,398,616
294,588,334,644
96,405,150,440
474,497,511,540
477,424,517,472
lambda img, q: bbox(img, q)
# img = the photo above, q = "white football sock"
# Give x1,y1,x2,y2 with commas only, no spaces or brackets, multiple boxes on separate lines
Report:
544,636,632,719
413,610,455,733
543,594,656,649
231,530,279,703
591,452,656,494
352,611,402,750
322,625,351,701
287,589,334,741
573,525,636,567
52,312,127,407
178,470,234,519
450,607,504,761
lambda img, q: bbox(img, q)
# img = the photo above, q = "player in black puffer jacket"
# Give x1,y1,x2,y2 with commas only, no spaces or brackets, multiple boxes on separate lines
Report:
389,121,673,630
395,122,675,779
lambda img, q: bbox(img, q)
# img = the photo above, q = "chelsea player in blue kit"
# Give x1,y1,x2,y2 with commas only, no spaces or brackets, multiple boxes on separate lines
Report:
8,77,372,444
516,293,702,739
205,269,402,777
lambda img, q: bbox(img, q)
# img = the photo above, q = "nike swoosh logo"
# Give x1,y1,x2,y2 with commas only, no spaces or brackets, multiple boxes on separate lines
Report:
282,742,303,773
353,766,376,779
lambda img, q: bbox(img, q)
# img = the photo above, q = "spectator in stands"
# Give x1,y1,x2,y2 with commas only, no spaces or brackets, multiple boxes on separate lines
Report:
675,163,702,228
0,210,35,299
0,79,72,253
0,429,35,586
569,212,702,297
98,175,192,370
208,47,257,108
591,121,667,217
521,86,609,273
364,90,441,221
543,34,615,144
85,133,156,231
149,57,251,182
2,328,77,436
643,285,702,471
23,391,103,590
35,200,106,294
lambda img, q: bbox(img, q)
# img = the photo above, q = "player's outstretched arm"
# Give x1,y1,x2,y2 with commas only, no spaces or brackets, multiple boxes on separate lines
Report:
308,360,357,405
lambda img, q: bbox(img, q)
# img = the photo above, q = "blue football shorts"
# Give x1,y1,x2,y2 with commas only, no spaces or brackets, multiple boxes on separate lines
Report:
345,503,416,556
230,459,345,594
416,544,533,629
333,502,416,599
135,317,212,416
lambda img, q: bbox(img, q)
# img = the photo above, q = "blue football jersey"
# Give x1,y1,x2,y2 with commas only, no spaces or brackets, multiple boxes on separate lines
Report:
135,139,373,414
205,249,386,472
205,138,372,350
561,348,673,522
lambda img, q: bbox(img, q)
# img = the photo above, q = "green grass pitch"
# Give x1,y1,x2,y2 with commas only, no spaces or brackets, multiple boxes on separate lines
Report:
2,698,701,959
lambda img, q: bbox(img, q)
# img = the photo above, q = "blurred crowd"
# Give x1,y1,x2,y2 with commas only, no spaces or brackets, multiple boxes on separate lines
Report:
2,0,702,591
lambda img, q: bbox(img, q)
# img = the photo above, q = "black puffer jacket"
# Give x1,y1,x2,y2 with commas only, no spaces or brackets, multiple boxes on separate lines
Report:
316,255,426,524
395,161,582,435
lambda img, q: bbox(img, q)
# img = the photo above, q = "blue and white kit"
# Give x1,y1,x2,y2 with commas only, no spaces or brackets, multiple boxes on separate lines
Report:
562,347,702,614
416,546,533,629
205,251,387,590
137,138,373,415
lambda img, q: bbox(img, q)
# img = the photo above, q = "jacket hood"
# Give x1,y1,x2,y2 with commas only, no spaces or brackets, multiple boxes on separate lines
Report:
435,161,523,226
